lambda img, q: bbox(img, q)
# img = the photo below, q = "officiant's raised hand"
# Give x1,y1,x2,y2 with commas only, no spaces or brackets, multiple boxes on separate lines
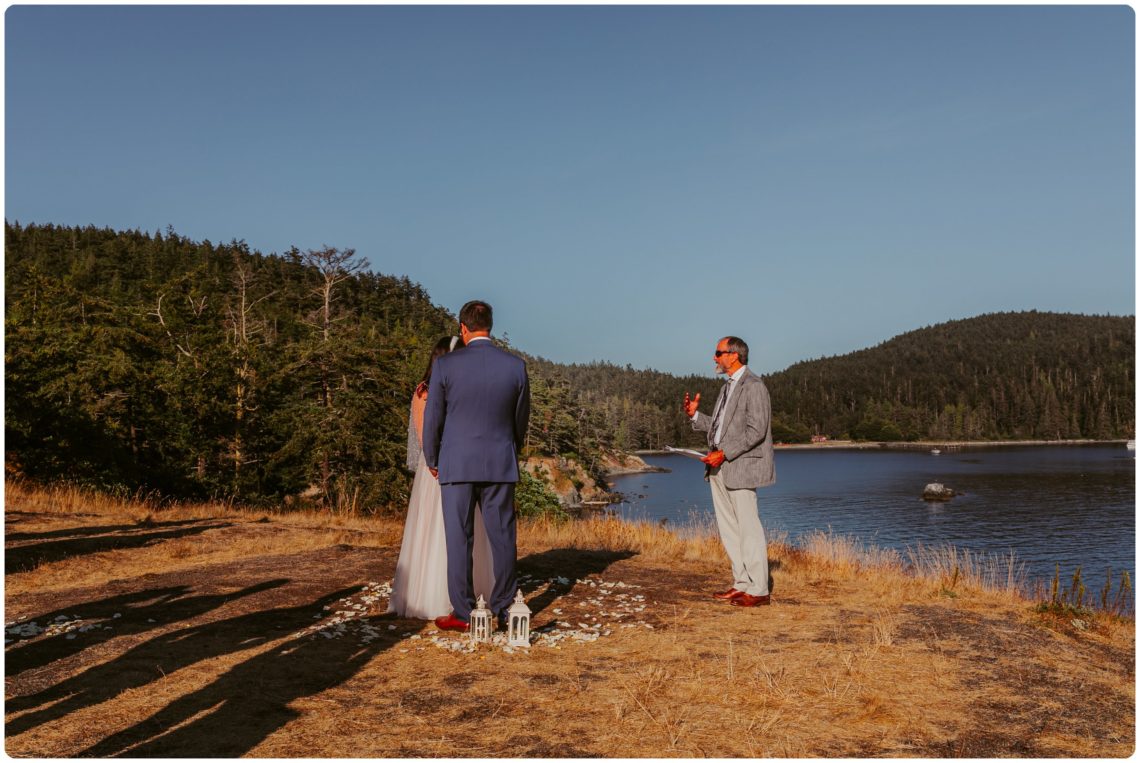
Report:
683,392,700,417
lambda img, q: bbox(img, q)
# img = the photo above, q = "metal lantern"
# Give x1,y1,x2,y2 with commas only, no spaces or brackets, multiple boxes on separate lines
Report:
507,590,531,648
469,595,493,644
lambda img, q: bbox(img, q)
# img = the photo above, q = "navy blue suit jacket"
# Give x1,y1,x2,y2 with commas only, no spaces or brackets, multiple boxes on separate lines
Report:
422,339,530,484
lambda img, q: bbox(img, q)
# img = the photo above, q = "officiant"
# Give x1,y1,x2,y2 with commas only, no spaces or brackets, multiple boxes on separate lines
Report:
682,336,775,608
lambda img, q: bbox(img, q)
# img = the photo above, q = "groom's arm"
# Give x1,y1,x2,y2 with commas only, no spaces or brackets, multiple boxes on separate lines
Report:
422,359,446,472
514,365,531,453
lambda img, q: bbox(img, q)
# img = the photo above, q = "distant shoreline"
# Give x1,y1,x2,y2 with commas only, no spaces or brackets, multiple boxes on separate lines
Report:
635,439,1132,455
601,438,1132,497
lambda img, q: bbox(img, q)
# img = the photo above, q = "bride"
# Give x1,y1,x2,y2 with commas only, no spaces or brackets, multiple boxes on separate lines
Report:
388,336,495,618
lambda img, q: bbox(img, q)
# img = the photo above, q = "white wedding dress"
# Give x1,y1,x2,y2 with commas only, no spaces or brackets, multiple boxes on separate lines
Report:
388,394,494,619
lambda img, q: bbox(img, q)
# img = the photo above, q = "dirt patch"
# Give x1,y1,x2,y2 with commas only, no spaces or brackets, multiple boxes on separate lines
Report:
912,729,1043,757
397,688,451,716
5,519,236,574
446,670,482,690
895,603,1135,756
505,733,592,757
524,672,560,686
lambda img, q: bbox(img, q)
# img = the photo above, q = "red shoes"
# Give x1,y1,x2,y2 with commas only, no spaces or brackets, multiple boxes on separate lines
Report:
713,587,771,606
434,614,469,632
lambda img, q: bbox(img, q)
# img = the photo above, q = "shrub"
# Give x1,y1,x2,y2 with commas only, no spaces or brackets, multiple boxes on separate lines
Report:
515,470,568,520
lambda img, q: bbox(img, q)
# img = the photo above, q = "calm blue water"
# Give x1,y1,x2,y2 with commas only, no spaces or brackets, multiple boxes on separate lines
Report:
608,445,1135,588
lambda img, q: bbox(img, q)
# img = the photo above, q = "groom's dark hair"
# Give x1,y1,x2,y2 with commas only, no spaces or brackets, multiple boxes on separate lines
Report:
459,300,493,332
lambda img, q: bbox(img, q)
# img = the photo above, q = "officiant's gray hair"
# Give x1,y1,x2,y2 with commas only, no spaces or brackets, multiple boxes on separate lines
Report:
722,336,749,364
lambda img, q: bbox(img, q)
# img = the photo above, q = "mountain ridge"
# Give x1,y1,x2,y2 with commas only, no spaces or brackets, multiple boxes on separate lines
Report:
530,310,1135,447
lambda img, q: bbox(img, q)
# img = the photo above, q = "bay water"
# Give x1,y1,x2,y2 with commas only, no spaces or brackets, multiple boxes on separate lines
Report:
607,445,1135,590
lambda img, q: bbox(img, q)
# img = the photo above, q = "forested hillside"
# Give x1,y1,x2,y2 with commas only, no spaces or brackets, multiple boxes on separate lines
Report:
4,222,607,510
541,313,1134,446
766,312,1134,442
526,359,719,451
6,223,1133,512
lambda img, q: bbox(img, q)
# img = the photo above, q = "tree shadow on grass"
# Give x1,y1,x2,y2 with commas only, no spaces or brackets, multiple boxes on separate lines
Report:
516,548,637,617
6,583,360,737
6,517,219,543
5,579,286,676
4,586,191,646
5,521,234,575
5,511,102,524
77,610,416,757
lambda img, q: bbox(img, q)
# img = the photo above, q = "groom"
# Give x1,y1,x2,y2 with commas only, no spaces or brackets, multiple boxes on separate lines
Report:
422,300,531,632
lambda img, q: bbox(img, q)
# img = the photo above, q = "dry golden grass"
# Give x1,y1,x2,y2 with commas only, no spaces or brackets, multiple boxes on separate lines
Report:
4,480,405,597
4,480,1134,757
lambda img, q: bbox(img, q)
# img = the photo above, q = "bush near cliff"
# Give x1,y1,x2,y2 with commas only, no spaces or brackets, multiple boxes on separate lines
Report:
520,456,616,509
515,469,567,520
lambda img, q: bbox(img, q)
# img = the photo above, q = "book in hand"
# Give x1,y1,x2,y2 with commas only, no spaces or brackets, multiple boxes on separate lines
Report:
665,445,708,460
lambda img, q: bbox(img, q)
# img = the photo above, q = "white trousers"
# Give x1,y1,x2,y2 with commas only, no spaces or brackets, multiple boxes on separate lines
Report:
709,470,769,596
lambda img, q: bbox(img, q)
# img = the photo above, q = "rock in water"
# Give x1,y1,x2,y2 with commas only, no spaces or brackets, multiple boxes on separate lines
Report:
923,483,955,501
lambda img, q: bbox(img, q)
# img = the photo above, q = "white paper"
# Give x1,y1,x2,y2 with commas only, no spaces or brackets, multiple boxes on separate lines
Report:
664,445,708,460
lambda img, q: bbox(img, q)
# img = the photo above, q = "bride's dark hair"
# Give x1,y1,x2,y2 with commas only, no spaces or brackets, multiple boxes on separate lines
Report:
417,336,459,394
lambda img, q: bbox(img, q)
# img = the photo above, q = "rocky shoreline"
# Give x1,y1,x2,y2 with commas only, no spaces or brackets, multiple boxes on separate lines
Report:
603,464,670,477
521,451,667,514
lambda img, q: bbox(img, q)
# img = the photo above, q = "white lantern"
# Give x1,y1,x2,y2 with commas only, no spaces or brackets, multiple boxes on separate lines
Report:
507,590,531,648
469,595,493,644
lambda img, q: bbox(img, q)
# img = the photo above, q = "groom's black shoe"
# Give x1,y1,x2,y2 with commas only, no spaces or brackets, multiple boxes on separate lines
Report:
435,614,469,632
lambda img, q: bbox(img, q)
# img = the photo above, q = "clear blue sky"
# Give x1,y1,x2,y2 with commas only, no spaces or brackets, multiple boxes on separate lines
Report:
6,5,1134,376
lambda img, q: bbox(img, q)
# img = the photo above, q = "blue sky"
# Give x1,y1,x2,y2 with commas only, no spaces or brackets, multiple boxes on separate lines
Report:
6,5,1134,376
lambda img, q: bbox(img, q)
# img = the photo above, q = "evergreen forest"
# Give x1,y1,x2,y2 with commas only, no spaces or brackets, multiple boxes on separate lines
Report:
551,312,1134,447
766,312,1134,442
5,223,1134,513
5,222,606,511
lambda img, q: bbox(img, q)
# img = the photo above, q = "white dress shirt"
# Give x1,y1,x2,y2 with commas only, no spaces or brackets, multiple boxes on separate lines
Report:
693,365,748,447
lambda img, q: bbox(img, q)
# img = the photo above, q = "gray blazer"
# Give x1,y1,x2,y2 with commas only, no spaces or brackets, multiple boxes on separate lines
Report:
692,368,775,490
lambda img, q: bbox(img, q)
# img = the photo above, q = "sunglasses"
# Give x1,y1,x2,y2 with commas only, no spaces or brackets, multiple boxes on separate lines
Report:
715,349,737,357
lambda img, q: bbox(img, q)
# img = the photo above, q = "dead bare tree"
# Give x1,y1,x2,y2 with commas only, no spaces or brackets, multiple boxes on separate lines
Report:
149,293,197,363
225,263,276,346
222,261,277,490
302,246,364,343
300,246,366,503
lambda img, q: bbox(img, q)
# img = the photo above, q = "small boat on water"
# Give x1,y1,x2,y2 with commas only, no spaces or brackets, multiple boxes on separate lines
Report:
930,449,941,455
1127,440,1135,451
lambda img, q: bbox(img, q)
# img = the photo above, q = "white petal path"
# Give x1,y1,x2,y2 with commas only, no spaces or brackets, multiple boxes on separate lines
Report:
5,614,116,644
290,575,651,654
5,575,652,655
